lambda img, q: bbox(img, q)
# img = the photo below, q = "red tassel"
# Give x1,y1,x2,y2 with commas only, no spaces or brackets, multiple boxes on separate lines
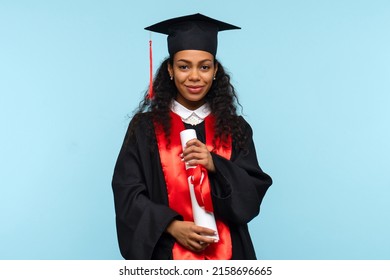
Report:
148,39,154,99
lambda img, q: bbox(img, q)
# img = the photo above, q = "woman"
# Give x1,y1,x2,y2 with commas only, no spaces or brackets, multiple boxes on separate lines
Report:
112,13,272,260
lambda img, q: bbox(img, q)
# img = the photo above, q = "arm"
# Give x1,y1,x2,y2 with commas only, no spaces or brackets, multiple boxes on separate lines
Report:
181,117,272,225
112,117,180,259
209,118,272,225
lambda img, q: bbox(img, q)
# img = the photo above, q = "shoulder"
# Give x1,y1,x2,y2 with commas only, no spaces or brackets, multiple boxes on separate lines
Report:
237,115,253,136
129,112,153,130
237,115,249,126
125,112,154,143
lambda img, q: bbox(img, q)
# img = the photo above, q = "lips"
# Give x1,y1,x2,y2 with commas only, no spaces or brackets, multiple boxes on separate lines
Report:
186,86,204,94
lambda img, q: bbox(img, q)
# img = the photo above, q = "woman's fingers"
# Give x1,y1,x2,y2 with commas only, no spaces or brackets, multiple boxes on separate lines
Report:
166,221,218,252
192,224,217,237
182,139,216,172
182,140,204,157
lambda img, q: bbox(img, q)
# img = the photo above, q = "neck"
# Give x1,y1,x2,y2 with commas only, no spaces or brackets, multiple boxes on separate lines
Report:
174,97,205,111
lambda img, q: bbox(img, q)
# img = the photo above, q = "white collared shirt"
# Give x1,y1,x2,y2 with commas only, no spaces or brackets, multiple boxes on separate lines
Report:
170,100,211,126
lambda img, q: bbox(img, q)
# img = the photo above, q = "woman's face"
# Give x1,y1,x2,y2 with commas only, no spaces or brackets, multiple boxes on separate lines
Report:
168,50,218,110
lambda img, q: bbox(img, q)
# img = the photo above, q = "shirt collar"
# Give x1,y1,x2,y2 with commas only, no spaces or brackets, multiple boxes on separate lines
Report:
170,100,211,120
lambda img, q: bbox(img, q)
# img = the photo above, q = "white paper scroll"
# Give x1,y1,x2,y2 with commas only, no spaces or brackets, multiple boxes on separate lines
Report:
180,129,219,241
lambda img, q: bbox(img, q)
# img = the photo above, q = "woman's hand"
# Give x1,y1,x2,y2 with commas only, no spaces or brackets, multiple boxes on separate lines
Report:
166,220,217,252
182,139,215,172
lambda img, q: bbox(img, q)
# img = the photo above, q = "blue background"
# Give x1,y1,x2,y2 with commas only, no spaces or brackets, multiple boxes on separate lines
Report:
1,0,389,259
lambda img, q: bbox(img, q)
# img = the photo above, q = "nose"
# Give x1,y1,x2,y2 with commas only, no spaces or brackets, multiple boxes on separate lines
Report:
188,69,200,81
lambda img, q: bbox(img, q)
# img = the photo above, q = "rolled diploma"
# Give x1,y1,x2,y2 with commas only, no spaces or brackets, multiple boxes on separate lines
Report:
180,129,219,241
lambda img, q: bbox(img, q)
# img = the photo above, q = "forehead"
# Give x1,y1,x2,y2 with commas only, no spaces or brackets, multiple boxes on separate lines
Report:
173,50,214,62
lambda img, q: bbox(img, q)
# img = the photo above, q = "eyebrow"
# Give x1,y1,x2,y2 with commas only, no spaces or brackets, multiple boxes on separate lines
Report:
176,59,213,64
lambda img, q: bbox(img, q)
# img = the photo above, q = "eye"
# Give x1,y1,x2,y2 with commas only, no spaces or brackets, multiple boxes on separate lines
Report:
178,65,189,70
200,65,211,70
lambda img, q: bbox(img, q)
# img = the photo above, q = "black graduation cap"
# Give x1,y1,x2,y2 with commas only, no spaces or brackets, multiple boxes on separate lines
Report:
145,13,240,56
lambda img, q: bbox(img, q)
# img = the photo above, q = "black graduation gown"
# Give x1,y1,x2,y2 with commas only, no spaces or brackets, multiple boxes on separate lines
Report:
112,114,272,259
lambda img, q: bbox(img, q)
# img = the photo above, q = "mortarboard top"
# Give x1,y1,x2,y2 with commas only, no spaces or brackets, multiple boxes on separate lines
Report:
145,13,240,56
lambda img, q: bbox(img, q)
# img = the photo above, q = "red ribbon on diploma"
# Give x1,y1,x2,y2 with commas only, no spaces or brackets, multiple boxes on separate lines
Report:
187,165,213,213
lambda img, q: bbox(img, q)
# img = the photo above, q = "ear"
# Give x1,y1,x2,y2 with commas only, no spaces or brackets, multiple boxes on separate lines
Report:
167,63,173,77
214,62,219,77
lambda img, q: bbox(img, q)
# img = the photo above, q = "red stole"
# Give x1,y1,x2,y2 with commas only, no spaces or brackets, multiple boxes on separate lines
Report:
154,111,232,260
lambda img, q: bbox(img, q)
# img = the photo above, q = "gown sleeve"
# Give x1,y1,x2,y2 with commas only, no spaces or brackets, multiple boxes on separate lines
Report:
209,117,272,225
112,116,181,259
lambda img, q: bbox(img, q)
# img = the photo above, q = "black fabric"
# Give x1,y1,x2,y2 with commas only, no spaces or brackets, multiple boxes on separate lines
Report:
144,13,240,56
112,114,272,259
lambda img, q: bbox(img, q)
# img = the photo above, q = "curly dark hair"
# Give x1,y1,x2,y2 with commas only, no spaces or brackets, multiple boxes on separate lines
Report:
129,57,247,151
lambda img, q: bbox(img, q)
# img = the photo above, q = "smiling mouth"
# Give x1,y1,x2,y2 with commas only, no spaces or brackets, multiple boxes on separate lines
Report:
186,86,204,94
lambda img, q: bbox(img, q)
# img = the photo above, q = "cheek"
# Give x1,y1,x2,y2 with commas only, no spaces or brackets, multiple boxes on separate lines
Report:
202,73,214,83
173,72,187,83
173,77,185,92
174,79,180,89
